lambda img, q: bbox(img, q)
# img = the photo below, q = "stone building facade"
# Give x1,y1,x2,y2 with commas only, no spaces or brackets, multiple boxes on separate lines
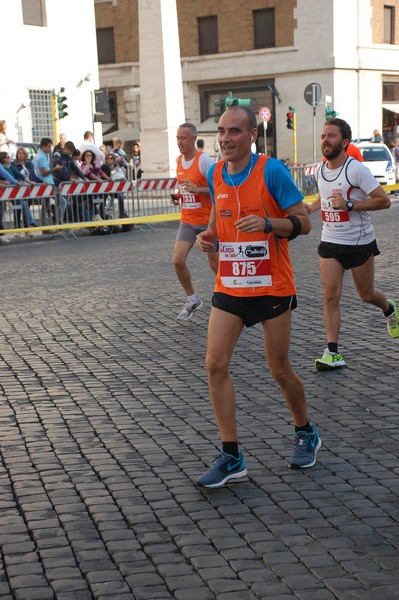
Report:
95,0,399,164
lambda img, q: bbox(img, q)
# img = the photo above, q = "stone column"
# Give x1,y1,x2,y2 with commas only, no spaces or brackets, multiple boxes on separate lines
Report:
138,0,185,178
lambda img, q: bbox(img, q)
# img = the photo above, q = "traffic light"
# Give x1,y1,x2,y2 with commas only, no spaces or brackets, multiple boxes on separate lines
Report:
214,95,251,121
57,87,68,119
325,105,339,120
286,106,295,129
225,96,251,108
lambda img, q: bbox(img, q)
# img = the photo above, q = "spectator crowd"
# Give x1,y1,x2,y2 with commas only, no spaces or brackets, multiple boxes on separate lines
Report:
0,127,142,243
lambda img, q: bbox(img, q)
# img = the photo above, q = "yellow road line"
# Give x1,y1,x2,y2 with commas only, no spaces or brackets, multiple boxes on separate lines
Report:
1,213,181,234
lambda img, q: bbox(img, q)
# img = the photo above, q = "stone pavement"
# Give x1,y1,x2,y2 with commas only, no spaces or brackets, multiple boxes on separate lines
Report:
0,207,398,600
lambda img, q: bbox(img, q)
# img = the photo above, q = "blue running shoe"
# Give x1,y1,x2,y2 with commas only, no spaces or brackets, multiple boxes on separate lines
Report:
289,424,321,469
196,451,247,489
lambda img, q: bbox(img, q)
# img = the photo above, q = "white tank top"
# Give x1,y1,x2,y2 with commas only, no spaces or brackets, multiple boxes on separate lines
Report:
315,157,380,245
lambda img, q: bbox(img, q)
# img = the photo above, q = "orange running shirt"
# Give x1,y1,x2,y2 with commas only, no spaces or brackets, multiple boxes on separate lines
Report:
212,155,296,298
177,151,213,225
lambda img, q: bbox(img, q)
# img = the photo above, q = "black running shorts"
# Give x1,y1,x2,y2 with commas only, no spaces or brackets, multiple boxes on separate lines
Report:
317,240,380,270
212,292,297,327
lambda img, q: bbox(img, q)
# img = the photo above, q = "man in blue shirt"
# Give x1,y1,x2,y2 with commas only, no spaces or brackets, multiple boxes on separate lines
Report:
33,138,62,183
33,138,63,224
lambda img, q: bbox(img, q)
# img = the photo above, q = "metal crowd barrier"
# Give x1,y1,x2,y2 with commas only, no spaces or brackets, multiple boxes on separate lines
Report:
289,163,318,196
288,163,399,198
134,178,180,215
0,178,182,238
0,182,58,236
1,168,398,240
57,179,182,230
58,180,133,224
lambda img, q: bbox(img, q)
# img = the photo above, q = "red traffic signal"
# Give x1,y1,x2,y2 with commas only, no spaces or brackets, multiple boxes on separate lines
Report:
286,111,294,129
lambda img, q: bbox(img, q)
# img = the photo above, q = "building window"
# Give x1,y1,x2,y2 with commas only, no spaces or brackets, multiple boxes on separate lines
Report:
198,16,218,55
253,8,275,49
383,81,399,101
29,89,54,142
22,0,46,26
96,28,116,64
384,6,395,44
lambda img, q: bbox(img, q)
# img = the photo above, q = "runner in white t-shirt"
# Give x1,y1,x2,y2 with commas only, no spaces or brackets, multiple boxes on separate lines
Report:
306,118,399,370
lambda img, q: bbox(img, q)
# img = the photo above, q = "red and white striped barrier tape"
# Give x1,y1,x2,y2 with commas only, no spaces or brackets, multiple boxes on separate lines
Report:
304,166,317,175
59,180,133,196
137,178,177,192
0,183,54,200
290,163,318,175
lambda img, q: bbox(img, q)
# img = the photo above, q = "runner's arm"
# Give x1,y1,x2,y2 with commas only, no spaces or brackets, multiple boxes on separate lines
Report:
329,185,390,212
179,178,210,195
305,194,321,214
196,206,217,252
235,201,311,238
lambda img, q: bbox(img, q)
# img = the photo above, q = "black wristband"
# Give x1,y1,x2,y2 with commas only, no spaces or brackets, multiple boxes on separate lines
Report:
264,218,273,233
287,215,302,241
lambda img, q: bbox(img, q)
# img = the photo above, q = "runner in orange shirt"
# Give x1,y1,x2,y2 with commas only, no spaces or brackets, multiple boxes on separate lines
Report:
195,106,321,488
172,123,218,321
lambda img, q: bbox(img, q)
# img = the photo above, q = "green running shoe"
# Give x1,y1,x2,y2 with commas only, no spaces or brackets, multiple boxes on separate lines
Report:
315,348,346,370
386,299,399,339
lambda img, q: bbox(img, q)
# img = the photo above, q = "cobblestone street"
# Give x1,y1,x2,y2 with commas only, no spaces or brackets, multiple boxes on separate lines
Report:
0,206,398,600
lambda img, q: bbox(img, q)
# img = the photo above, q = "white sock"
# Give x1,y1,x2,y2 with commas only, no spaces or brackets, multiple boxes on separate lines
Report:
187,294,198,304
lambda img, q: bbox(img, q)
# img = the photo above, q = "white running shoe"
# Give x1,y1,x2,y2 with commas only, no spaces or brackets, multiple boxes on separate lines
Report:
177,298,203,321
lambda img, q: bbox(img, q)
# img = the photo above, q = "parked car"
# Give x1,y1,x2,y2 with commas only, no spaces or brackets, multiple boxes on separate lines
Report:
353,141,395,187
16,142,40,160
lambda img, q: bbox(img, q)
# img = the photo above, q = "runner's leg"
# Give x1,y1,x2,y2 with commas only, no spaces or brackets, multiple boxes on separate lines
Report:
173,239,194,296
262,309,308,427
351,255,391,312
320,257,345,344
206,307,243,441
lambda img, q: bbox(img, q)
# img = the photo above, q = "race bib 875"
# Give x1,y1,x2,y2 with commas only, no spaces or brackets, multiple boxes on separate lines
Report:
219,240,272,288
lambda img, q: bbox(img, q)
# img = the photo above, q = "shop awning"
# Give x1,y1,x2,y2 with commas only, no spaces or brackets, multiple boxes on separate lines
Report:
102,126,140,143
382,103,399,114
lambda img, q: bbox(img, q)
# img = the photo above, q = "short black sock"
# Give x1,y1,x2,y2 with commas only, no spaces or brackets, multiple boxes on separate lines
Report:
384,303,394,317
327,343,338,354
295,421,312,434
222,441,239,458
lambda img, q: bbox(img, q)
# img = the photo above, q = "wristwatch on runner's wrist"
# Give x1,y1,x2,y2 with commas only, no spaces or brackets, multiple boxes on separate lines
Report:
346,200,354,211
264,218,273,233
